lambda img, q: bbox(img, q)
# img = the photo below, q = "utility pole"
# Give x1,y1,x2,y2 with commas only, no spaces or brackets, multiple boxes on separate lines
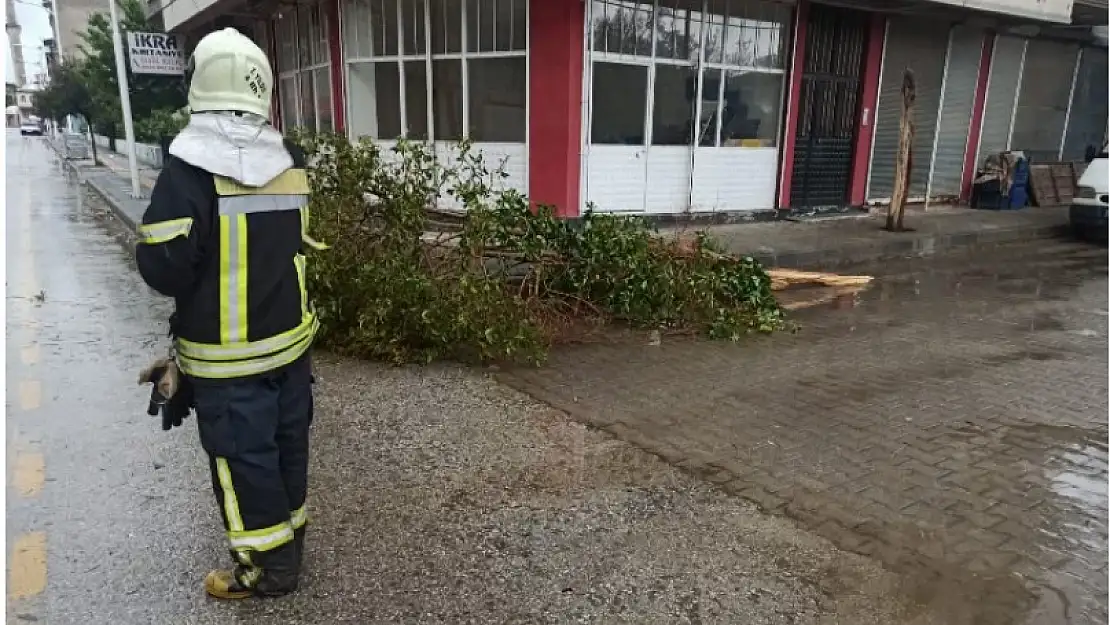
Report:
107,0,141,198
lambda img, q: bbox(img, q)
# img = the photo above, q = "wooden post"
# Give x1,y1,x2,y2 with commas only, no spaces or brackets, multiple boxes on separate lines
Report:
886,69,916,232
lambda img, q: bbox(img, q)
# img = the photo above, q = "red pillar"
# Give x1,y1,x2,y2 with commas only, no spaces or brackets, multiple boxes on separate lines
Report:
776,1,808,209
848,14,886,206
328,0,346,133
960,34,994,203
528,0,583,218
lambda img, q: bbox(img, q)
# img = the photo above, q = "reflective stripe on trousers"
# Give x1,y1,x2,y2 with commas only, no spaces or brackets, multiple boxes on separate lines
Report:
197,356,313,583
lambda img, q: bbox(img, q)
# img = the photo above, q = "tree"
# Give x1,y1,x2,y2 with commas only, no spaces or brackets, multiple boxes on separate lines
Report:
76,0,185,140
885,69,916,233
33,59,99,159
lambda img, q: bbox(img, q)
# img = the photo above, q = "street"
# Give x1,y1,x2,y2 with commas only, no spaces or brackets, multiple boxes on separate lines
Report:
7,130,1109,624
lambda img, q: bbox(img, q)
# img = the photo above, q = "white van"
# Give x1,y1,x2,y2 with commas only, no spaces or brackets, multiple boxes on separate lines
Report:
1072,140,1108,240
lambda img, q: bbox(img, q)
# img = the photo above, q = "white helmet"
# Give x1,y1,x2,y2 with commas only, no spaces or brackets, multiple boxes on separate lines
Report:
187,28,272,119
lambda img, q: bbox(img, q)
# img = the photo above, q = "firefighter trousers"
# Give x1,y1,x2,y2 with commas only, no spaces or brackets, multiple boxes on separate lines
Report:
191,355,313,588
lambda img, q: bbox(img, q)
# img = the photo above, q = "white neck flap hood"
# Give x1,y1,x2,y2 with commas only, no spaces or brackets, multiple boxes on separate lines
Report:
168,113,294,188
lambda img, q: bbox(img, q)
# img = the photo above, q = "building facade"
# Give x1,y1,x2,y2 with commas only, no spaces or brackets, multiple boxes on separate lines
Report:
54,0,101,59
154,0,1108,218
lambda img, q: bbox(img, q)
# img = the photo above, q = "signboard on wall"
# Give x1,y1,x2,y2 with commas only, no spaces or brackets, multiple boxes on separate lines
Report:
127,32,186,75
926,0,1073,24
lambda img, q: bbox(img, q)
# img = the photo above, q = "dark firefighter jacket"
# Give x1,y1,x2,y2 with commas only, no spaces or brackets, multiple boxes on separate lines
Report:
135,140,325,380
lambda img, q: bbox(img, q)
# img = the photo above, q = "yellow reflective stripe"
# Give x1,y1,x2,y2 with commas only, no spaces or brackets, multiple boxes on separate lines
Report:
177,330,315,379
294,254,307,319
215,458,244,533
218,194,307,216
219,215,249,344
137,217,193,244
235,214,248,343
290,505,307,530
300,206,330,250
239,566,261,586
228,521,294,552
177,315,318,362
302,233,330,250
219,215,231,343
214,169,309,196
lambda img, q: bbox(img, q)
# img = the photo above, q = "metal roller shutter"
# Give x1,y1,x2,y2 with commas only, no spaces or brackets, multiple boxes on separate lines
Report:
1061,47,1109,163
976,35,1025,167
1010,39,1080,163
928,25,985,199
868,17,949,200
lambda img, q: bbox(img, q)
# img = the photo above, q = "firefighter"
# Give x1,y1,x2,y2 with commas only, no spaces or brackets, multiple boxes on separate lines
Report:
134,27,325,599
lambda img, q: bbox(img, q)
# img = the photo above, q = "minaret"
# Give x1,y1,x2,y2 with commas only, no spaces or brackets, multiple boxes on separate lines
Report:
6,0,26,87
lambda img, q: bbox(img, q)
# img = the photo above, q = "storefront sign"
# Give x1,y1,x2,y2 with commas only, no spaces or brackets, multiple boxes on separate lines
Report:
127,32,186,75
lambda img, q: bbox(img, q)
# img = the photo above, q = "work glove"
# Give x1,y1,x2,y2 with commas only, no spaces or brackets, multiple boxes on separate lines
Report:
138,357,193,430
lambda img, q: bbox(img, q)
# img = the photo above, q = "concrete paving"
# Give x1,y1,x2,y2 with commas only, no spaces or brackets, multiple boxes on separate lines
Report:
7,131,937,624
661,206,1071,269
501,237,1109,625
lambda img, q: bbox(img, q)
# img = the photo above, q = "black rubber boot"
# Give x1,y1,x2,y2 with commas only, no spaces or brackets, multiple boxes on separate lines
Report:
293,527,307,572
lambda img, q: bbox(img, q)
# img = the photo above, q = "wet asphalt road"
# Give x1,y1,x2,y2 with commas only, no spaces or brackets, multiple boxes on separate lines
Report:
7,131,1108,625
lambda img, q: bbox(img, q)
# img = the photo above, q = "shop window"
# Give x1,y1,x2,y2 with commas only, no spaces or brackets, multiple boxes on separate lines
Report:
720,70,780,147
347,62,402,138
400,0,427,55
315,68,333,132
714,0,788,69
344,0,528,143
274,2,334,134
299,74,317,130
433,59,464,140
655,0,702,62
403,61,430,140
467,0,526,53
591,0,653,57
371,0,400,57
652,64,697,145
468,57,526,141
280,75,298,129
591,62,648,145
431,0,464,53
696,71,723,146
587,0,787,149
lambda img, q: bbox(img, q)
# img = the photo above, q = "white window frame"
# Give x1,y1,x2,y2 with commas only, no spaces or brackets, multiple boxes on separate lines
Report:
582,0,790,213
585,0,789,150
276,1,334,133
342,0,529,143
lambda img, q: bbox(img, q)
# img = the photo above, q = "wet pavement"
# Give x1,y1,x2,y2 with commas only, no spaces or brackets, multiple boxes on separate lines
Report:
503,235,1109,624
6,131,950,624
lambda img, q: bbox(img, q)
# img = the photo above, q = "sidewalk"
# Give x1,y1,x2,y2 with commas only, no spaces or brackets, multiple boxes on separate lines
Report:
73,137,1070,270
670,206,1071,269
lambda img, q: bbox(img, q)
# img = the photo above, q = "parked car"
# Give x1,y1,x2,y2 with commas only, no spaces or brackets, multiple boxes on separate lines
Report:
19,120,43,136
1072,142,1108,241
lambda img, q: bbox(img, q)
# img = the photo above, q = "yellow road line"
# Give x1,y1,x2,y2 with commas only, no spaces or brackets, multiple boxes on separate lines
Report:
13,453,45,497
18,380,41,412
9,532,47,601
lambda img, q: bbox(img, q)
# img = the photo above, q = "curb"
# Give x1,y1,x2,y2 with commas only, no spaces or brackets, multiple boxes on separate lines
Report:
749,220,1071,270
84,172,142,230
71,152,1071,271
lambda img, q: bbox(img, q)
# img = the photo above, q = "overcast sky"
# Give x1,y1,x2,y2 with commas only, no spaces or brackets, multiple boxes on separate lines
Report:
4,0,56,87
